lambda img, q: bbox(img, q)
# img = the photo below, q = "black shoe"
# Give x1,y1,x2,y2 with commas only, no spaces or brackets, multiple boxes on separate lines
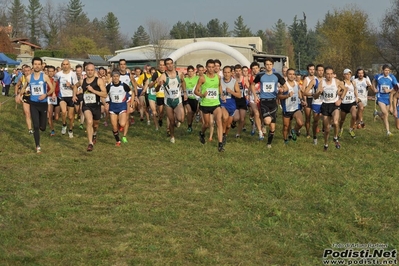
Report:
218,143,225,152
158,119,163,127
222,134,227,146
87,144,94,152
199,131,205,144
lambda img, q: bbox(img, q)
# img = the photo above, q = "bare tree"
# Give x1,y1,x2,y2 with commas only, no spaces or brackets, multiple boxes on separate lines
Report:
146,19,171,63
41,0,65,49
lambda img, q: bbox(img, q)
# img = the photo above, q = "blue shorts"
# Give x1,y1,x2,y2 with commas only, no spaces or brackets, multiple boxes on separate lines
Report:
222,105,236,116
109,102,127,115
137,89,143,97
377,96,390,106
312,104,322,114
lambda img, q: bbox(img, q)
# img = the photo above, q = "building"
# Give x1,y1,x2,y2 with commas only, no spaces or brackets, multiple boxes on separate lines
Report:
11,38,41,56
108,37,288,73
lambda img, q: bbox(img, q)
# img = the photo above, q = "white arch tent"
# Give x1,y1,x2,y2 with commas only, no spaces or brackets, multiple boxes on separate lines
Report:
168,41,251,67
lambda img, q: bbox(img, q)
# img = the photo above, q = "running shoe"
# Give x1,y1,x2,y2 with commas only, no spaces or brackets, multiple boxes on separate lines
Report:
222,134,227,145
29,129,34,134
158,119,163,127
170,137,175,143
313,138,318,145
187,127,193,133
61,126,67,135
349,129,356,138
218,143,225,152
36,146,41,153
387,131,393,137
235,134,240,138
323,145,328,152
334,138,341,149
68,130,73,138
291,129,297,141
87,144,93,152
199,131,205,144
50,130,55,136
122,136,128,143
231,121,237,128
147,120,151,126
115,141,121,146
79,124,84,130
103,121,108,127
93,134,97,144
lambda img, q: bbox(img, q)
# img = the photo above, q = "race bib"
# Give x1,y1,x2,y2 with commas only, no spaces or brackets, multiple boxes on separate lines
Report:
381,85,390,92
187,89,194,96
150,87,156,95
168,88,180,99
84,93,96,104
110,90,124,103
206,88,218,99
262,82,275,93
222,89,231,99
48,97,57,105
31,85,44,96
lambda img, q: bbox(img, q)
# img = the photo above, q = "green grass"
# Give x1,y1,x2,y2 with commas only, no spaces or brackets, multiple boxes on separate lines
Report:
0,94,398,265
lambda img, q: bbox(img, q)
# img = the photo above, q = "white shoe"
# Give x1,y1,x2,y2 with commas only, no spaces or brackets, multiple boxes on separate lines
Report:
176,122,181,128
170,137,175,143
61,126,67,135
147,120,150,125
68,131,73,138
313,138,318,145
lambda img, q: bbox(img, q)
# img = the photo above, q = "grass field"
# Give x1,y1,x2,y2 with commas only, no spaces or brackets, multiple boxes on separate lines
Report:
0,94,398,265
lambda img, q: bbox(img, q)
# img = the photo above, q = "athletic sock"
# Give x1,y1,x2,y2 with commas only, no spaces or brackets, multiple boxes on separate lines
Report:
113,131,120,142
267,130,275,144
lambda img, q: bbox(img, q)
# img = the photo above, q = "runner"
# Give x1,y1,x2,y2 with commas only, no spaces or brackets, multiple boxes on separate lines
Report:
278,68,304,144
304,64,324,145
143,67,159,130
18,57,55,153
81,62,107,151
339,69,359,138
14,65,33,134
46,65,60,136
156,58,187,143
252,57,287,148
233,64,250,138
372,64,397,136
55,59,78,138
248,61,264,139
74,64,85,129
106,70,132,145
220,65,241,146
195,59,224,152
314,66,347,151
303,64,316,138
353,68,373,128
184,65,199,133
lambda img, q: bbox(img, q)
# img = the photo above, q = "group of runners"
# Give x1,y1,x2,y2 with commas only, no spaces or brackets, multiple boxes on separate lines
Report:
12,56,398,153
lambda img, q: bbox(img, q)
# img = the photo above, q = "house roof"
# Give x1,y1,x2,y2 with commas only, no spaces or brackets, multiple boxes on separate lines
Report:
11,38,41,49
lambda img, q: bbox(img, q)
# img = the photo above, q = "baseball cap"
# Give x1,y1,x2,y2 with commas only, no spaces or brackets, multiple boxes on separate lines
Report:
343,69,351,74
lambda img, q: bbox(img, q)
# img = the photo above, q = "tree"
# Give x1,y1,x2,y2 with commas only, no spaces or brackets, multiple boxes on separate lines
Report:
26,0,43,45
147,19,171,62
207,18,222,37
316,6,377,75
64,0,89,36
233,16,252,37
256,30,267,52
379,0,399,73
220,21,230,37
289,14,311,71
170,21,189,39
102,12,122,53
64,36,110,58
132,25,150,47
41,0,62,48
8,0,25,38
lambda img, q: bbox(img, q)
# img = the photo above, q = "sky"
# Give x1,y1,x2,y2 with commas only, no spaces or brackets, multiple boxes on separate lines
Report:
49,0,391,37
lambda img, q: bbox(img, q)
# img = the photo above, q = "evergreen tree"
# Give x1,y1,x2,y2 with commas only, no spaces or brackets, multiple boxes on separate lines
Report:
233,16,252,37
103,12,121,52
132,25,150,47
26,0,43,45
8,0,25,38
